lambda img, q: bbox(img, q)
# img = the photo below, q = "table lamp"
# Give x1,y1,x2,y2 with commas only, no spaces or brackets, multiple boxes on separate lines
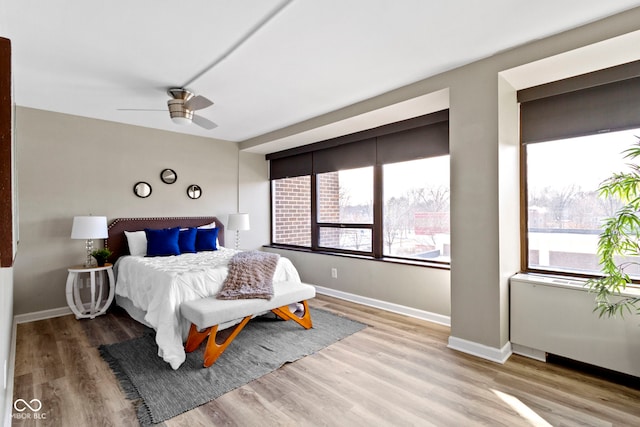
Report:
228,213,250,249
71,216,108,267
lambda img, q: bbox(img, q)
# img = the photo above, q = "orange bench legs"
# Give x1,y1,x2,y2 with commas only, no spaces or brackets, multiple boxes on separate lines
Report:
185,300,313,367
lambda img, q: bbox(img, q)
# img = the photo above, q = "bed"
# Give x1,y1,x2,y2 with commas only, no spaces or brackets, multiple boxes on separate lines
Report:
106,216,303,370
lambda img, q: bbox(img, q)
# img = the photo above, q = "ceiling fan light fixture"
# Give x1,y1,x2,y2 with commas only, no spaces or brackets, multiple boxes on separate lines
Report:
168,99,194,125
120,87,216,129
171,116,192,125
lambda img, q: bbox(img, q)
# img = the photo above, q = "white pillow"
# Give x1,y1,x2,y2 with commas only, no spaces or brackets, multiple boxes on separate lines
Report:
198,222,217,229
125,230,147,256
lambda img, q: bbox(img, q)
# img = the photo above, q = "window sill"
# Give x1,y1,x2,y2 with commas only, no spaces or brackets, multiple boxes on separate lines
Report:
514,272,640,296
263,244,451,270
523,269,640,289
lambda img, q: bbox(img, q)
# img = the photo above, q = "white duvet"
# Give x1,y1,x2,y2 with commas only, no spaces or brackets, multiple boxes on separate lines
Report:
114,248,301,369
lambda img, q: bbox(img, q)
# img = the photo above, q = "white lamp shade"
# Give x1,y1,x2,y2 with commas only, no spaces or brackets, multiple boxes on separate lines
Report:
228,213,250,231
71,216,108,239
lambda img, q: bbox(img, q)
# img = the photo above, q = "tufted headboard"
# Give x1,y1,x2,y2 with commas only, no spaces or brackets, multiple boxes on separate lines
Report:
105,216,225,263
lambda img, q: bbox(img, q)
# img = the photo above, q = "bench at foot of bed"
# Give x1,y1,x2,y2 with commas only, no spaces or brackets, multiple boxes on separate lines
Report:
180,281,316,367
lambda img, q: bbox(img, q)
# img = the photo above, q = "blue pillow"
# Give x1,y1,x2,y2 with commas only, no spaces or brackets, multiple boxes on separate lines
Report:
195,227,219,252
145,227,180,257
179,227,197,253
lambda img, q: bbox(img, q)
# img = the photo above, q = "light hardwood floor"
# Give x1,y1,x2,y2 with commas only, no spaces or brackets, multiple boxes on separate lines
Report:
11,295,640,426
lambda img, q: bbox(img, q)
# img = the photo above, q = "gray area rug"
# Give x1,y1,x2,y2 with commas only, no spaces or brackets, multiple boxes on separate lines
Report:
99,308,366,425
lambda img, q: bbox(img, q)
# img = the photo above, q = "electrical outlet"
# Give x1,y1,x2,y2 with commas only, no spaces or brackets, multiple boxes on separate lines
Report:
331,268,338,279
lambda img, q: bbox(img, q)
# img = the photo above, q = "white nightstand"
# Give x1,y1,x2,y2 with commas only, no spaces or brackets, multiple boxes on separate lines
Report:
65,264,115,319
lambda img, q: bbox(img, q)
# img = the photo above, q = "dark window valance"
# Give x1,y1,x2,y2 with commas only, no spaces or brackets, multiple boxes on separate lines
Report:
376,120,449,164
519,60,640,144
268,110,449,179
269,152,312,180
312,138,376,174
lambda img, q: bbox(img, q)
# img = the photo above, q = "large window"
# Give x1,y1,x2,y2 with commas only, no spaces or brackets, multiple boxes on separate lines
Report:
520,60,640,278
269,111,450,264
526,129,639,276
383,156,450,261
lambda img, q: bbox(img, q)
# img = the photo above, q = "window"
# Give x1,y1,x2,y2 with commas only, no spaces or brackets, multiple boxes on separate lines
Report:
383,156,450,262
317,167,374,253
526,129,639,276
519,60,640,277
272,175,311,247
268,111,450,264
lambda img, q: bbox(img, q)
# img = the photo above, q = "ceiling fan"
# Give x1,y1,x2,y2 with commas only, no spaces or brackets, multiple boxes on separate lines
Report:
119,88,218,130
116,2,296,132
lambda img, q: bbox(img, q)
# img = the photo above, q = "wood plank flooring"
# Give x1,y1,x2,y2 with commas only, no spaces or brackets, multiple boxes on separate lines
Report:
11,295,640,426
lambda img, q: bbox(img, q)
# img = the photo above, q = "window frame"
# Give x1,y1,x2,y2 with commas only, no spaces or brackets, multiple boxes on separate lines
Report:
519,60,640,279
270,175,312,248
268,111,450,265
311,166,382,257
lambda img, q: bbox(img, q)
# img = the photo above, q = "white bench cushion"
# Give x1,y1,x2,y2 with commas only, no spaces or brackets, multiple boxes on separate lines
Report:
180,281,316,330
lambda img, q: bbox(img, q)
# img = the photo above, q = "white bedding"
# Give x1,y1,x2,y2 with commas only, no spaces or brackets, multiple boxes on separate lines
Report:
114,248,301,369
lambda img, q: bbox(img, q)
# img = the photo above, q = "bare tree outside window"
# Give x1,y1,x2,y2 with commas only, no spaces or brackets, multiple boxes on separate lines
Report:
383,156,450,261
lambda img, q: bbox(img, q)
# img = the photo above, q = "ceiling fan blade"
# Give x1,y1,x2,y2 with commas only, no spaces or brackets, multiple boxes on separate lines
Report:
116,108,166,111
184,95,213,111
192,114,218,130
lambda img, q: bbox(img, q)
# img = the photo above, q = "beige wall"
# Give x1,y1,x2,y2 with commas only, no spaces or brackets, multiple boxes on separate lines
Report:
13,108,243,314
248,7,640,356
237,151,270,250
265,248,451,317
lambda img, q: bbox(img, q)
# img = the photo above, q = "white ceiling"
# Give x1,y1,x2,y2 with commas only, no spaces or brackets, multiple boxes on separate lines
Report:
2,0,640,151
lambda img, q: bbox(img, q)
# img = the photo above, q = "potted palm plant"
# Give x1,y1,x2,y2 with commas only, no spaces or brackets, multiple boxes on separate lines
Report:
588,138,640,317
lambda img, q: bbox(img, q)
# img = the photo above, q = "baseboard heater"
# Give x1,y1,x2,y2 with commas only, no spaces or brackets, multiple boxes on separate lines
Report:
510,273,640,378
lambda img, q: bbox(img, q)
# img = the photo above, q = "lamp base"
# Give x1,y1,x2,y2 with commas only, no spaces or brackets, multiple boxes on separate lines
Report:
84,239,96,267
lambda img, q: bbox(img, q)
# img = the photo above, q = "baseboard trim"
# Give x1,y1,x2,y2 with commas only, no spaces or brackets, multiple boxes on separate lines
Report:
511,343,547,362
447,336,512,364
314,285,451,327
13,307,72,325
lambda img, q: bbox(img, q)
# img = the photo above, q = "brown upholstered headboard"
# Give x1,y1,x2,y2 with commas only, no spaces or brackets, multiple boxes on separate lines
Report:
105,216,224,263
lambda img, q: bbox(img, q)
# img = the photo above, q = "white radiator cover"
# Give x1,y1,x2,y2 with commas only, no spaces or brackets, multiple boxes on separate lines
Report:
510,273,640,377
